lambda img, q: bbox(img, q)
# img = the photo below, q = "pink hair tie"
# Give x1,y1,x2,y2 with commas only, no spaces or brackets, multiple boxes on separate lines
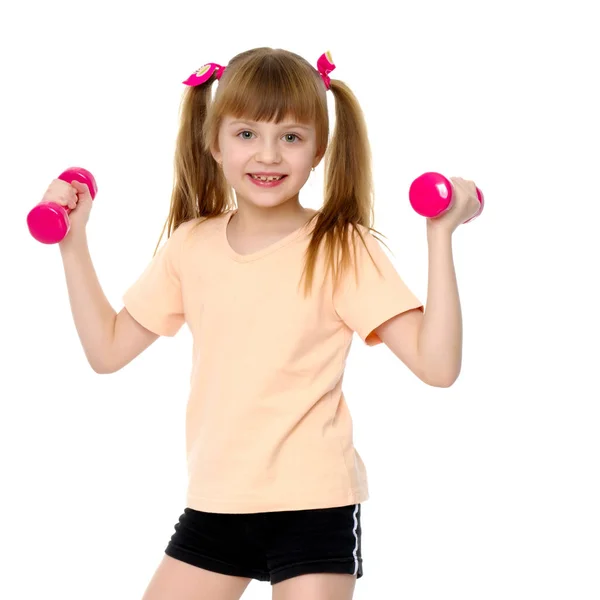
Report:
182,62,226,86
182,52,335,90
316,51,335,90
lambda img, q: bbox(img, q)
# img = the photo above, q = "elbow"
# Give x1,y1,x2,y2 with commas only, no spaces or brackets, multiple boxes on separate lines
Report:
422,366,461,388
428,375,458,388
415,347,462,388
90,361,115,374
89,356,119,374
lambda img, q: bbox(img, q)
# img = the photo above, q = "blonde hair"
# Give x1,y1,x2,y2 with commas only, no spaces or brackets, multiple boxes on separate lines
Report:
156,47,387,296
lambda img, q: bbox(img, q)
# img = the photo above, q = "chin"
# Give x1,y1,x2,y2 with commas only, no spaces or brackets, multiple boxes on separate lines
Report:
235,184,301,208
242,197,296,210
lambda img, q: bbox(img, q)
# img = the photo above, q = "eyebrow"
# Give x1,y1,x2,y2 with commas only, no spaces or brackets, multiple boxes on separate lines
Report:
228,120,312,131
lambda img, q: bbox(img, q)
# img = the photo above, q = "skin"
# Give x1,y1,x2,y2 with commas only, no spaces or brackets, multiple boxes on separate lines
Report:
211,115,324,246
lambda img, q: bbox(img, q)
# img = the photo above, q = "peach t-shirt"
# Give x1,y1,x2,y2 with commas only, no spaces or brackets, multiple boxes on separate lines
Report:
123,210,423,513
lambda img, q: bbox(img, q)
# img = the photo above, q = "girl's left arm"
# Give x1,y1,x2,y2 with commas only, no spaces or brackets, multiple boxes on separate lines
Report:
375,177,480,387
375,223,461,388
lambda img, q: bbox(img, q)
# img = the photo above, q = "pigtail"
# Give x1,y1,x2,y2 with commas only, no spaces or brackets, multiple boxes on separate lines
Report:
300,78,385,297
153,73,235,256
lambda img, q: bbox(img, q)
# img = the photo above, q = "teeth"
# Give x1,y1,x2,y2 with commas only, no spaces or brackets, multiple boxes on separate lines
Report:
251,174,284,182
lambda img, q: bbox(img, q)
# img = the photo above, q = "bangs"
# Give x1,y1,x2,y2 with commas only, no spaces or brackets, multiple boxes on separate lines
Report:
215,56,322,126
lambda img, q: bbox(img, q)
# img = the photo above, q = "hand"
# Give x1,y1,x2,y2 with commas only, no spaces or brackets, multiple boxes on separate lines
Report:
67,180,94,232
39,178,94,247
427,177,481,234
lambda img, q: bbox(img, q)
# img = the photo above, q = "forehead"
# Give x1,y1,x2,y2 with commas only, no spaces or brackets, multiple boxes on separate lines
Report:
224,117,313,131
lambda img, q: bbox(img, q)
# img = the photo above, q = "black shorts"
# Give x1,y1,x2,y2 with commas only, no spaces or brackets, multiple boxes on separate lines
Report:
164,503,363,585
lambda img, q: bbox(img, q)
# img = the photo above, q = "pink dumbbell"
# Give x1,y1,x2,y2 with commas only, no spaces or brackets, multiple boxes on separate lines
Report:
27,167,98,244
409,172,484,223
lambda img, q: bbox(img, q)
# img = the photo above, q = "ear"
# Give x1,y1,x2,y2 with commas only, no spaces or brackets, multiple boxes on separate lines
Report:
312,151,325,170
210,145,222,165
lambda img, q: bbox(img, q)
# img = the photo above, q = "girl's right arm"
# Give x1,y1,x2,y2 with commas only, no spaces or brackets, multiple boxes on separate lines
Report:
48,178,157,373
59,236,158,374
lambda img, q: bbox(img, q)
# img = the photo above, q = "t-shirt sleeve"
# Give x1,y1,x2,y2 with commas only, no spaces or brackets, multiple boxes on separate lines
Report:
122,220,194,337
333,226,424,346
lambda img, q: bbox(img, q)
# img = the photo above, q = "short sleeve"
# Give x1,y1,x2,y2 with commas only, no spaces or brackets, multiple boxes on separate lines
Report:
122,220,194,337
333,227,424,346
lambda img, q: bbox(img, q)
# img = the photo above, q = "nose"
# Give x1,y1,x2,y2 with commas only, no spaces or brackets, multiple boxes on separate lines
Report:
255,139,282,164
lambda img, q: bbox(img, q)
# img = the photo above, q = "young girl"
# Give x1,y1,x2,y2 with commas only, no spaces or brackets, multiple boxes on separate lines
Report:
53,47,480,600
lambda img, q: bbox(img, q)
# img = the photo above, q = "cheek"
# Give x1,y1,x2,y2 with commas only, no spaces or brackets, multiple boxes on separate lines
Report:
223,146,246,168
291,150,315,169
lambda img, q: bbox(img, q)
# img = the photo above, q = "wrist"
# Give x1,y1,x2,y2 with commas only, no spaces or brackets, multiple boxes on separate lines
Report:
59,232,88,255
426,219,453,241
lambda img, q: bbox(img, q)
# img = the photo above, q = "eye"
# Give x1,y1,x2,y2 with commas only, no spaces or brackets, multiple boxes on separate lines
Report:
236,131,302,143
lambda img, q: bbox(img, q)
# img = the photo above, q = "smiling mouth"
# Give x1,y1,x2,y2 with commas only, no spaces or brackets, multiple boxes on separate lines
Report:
249,174,287,182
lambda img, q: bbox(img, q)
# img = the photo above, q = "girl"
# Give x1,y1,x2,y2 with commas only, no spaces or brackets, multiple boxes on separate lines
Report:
53,48,480,600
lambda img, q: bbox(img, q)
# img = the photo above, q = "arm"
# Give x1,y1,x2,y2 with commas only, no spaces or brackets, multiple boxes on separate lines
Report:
375,223,462,387
59,233,158,374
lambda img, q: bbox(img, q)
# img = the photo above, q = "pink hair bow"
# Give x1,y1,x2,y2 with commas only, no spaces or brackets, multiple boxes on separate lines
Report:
182,52,336,90
182,62,226,86
316,51,335,90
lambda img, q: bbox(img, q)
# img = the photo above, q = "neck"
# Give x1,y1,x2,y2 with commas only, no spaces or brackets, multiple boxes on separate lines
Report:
231,199,313,234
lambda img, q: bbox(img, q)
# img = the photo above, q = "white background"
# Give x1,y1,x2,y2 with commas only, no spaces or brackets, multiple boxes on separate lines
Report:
1,0,598,598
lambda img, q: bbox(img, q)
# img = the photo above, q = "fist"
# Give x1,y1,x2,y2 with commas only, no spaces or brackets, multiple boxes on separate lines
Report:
430,177,481,233
42,178,79,210
42,178,94,240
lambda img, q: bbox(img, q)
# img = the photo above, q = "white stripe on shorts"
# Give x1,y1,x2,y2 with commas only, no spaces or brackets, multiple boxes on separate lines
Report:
352,504,360,575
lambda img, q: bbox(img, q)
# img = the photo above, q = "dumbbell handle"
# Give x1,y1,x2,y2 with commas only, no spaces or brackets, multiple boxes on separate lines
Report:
409,172,484,223
27,167,97,244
